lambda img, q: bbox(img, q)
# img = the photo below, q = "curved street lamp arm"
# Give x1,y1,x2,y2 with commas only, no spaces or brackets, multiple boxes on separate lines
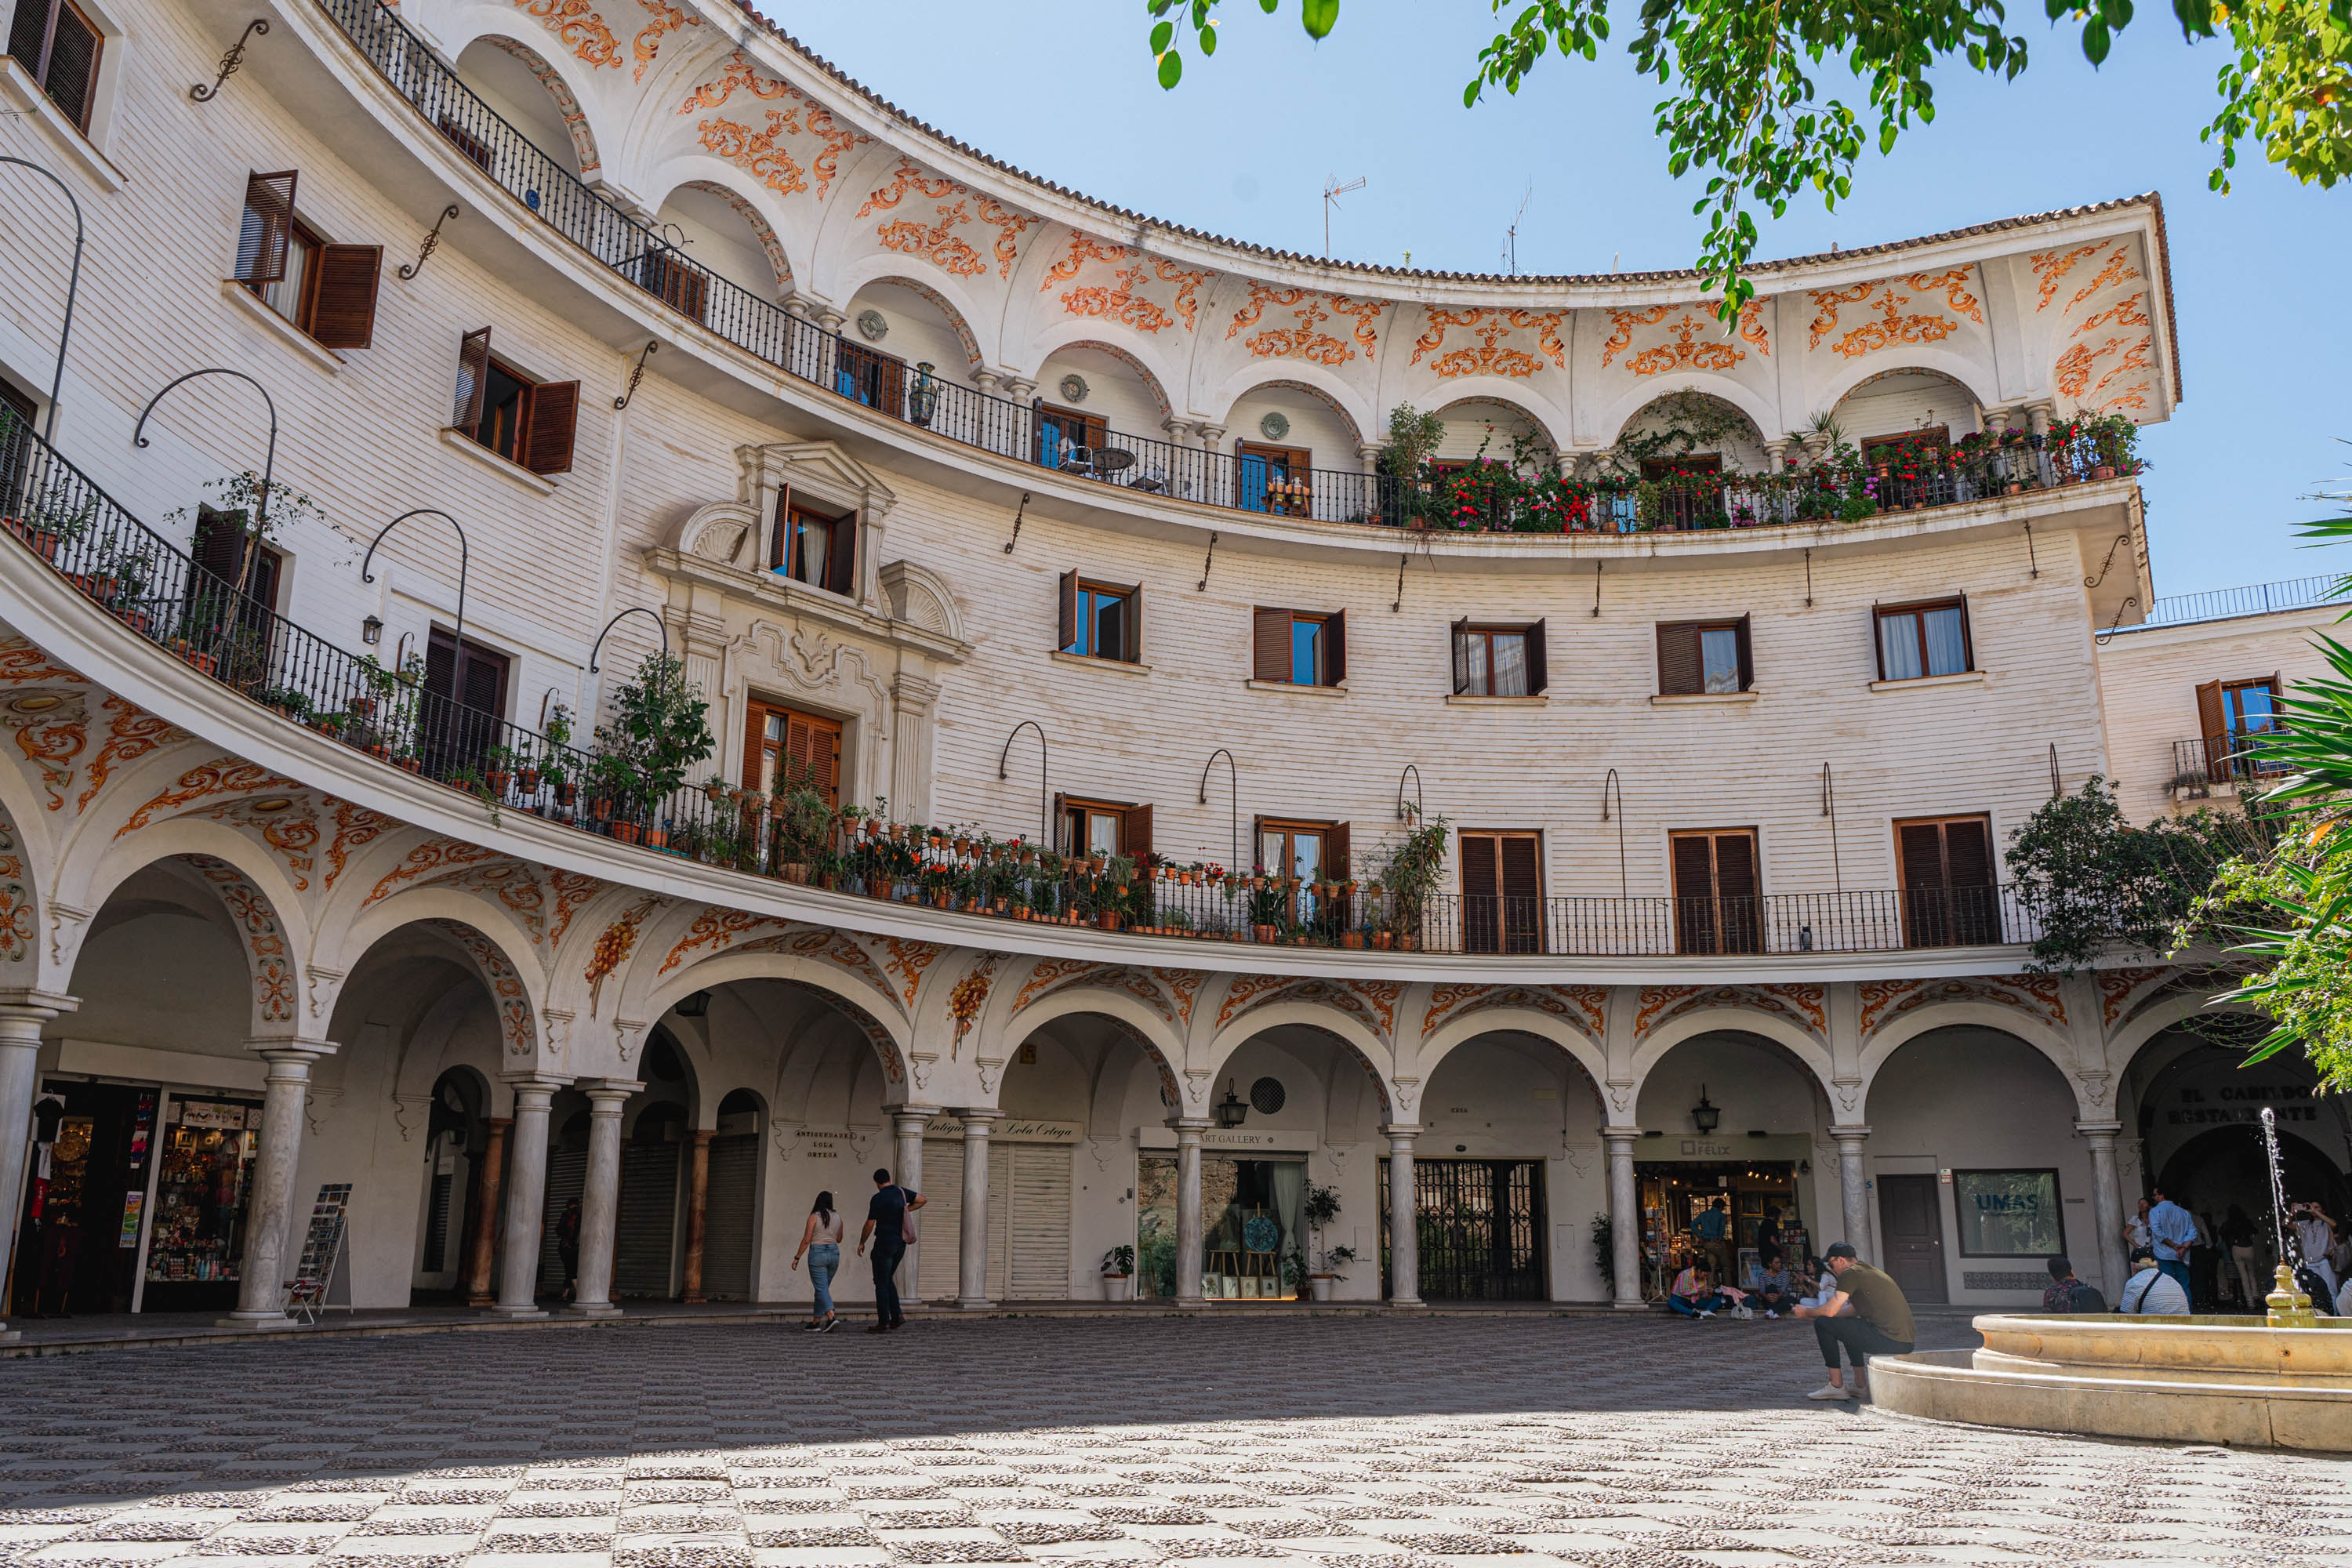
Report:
1198,747,1238,871
0,157,84,444
1602,768,1625,898
586,606,671,673
132,368,280,593
361,510,471,745
1395,764,1423,824
997,720,1048,845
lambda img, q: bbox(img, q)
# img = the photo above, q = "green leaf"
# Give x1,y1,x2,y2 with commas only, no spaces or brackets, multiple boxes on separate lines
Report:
1259,0,1276,10
1301,0,1339,38
1199,23,1217,53
1158,49,1183,87
1151,20,1174,53
2083,17,2111,62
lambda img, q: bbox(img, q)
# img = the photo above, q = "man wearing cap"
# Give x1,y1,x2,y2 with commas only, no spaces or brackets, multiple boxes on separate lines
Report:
2118,1250,2190,1315
1791,1241,1915,1401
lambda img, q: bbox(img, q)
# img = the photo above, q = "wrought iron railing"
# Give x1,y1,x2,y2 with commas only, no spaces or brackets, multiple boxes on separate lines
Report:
2,410,2056,957
314,0,2140,539
2140,574,2347,629
2170,733,2291,793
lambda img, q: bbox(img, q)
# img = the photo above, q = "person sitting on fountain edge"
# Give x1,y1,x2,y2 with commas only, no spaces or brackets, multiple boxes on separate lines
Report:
1794,1241,1915,1400
2118,1250,2190,1315
2042,1255,2107,1313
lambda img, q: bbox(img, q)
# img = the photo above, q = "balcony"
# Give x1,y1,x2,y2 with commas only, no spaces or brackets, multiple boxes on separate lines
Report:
313,0,2140,544
2169,733,2289,800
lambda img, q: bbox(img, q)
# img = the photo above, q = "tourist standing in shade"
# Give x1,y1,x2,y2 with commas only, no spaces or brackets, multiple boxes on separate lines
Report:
855,1166,925,1334
2124,1196,2153,1259
2041,1255,2106,1312
556,1198,583,1304
1693,1196,1733,1284
2146,1185,2199,1303
1794,1241,1915,1401
2291,1202,2337,1300
2218,1204,2262,1310
792,1189,844,1333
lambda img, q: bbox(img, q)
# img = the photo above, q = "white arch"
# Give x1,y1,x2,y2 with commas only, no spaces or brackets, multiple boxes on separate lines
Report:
72,829,313,1040
1203,360,1377,448
1205,1000,1396,1118
634,952,913,1094
1596,375,1775,450
1415,1007,1607,1097
1627,1008,1838,1108
1858,1003,2080,1112
635,162,804,288
1813,350,1999,419
1008,985,1185,1110
326,891,548,1062
2103,993,2272,1119
1432,393,1562,453
1023,329,1182,420
444,27,612,176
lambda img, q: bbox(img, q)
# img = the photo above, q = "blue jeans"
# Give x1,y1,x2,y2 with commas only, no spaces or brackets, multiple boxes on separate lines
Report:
1668,1291,1725,1316
2157,1258,2192,1298
807,1243,839,1319
871,1240,906,1326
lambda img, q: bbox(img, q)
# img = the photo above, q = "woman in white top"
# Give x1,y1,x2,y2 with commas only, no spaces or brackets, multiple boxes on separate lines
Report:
2292,1203,2338,1299
792,1190,845,1332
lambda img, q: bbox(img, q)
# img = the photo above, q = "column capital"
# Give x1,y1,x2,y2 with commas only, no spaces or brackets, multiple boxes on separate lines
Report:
2074,1120,2125,1138
1166,1116,1213,1131
0,988,78,1021
482,1115,514,1130
1196,423,1227,447
956,1109,1000,1129
1830,1123,1872,1141
1379,1123,1423,1141
247,1038,336,1065
689,1127,714,1145
1004,377,1038,401
1601,1125,1644,1145
579,1078,643,1105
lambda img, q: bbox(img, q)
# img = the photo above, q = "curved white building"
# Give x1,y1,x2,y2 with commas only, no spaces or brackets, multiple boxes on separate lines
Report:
0,0,2339,1331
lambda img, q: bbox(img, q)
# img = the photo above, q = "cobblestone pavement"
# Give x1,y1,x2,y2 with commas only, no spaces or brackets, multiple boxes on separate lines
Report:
3,1314,2348,1568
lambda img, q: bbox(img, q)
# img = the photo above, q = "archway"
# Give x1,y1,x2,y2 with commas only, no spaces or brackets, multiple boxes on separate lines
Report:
1827,367,1984,459
456,37,597,177
411,1066,490,1301
1418,1031,1606,1302
1865,1025,2089,1305
644,180,786,323
1631,1029,1830,1302
699,1087,766,1302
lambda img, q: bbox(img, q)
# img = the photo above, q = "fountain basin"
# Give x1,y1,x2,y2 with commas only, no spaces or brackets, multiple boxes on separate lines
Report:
1871,1314,2352,1450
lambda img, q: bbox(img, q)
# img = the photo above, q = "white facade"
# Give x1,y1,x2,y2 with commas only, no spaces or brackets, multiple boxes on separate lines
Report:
0,0,2328,1334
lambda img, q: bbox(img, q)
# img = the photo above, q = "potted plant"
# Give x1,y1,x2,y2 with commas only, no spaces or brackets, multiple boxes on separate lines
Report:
1308,1245,1358,1303
1101,1244,1135,1301
592,652,716,848
1370,813,1450,953
482,744,517,798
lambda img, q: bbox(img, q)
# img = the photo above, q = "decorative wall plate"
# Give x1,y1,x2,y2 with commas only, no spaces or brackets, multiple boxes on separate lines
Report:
1258,412,1290,440
856,309,888,342
1058,373,1090,404
1250,1076,1287,1115
1243,1214,1280,1253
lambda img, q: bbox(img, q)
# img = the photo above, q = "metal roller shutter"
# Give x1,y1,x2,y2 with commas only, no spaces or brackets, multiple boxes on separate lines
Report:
985,1142,1010,1301
1008,1145,1072,1300
700,1134,759,1301
614,1143,681,1298
917,1141,961,1302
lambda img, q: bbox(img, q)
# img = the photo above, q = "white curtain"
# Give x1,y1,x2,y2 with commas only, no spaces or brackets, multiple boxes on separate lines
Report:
1493,633,1528,696
1922,606,1968,677
1271,1160,1306,1268
1878,615,1924,681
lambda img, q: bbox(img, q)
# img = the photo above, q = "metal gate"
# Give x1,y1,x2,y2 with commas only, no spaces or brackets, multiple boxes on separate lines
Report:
1385,1159,1548,1301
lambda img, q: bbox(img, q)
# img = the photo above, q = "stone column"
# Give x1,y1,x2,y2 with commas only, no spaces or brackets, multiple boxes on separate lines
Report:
1173,1119,1207,1305
892,1108,930,1305
956,1111,996,1309
680,1127,713,1304
1385,1124,1422,1307
564,1083,633,1317
1196,426,1228,509
0,993,75,1341
2078,1120,2129,1295
463,1116,510,1307
222,1042,336,1326
1762,437,1791,472
489,1076,564,1317
1831,1125,1872,1256
1356,441,1382,477
1602,1126,1644,1309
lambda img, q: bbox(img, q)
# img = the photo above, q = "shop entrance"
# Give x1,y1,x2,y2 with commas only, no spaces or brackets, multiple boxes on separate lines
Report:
7,1080,160,1316
1635,1160,1805,1300
1381,1158,1548,1301
1138,1154,1305,1300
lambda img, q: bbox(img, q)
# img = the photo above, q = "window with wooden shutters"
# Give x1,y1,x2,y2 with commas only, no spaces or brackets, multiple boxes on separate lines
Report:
1251,608,1341,686
235,172,299,286
1452,621,1542,696
1062,796,1137,858
1657,617,1752,694
1895,815,1996,948
1060,572,1138,662
772,492,858,597
633,245,708,324
1036,402,1107,467
1875,597,1972,681
424,629,509,719
1669,829,1761,955
836,342,906,417
448,328,580,474
307,242,383,348
437,115,495,172
9,0,104,132
743,699,841,805
1237,441,1312,515
1459,830,1542,954
1,379,36,506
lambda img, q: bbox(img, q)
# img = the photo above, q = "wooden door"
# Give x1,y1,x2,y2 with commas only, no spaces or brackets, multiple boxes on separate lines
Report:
1669,829,1760,955
1896,815,1996,948
1876,1174,1948,1305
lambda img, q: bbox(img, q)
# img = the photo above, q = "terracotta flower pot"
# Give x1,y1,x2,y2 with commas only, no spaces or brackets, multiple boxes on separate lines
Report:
614,822,644,845
1371,931,1394,950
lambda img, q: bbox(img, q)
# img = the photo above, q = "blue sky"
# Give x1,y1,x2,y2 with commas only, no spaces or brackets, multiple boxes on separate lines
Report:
781,2,2351,599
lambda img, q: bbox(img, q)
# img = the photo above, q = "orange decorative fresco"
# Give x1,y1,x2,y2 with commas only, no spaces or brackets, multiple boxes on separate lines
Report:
1226,284,1382,364
1904,268,1984,323
1060,261,1204,335
861,164,1036,279
2065,246,2140,314
75,696,182,815
1040,233,1131,291
1599,306,1671,368
2030,245,2100,311
1830,289,1959,359
512,0,622,69
682,55,864,198
1625,311,1745,376
1737,298,1771,358
1805,284,1874,349
1409,307,1566,379
630,0,697,82
2072,291,2149,338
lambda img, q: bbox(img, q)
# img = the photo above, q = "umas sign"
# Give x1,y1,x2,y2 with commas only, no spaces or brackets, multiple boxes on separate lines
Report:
1953,1169,2063,1256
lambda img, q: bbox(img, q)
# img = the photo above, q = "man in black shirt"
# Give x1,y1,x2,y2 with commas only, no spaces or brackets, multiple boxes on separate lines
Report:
856,1167,925,1333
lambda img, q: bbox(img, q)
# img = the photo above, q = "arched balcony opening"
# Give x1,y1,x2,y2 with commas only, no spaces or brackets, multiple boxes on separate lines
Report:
832,279,985,426
639,181,787,325
1032,343,1173,477
453,37,593,180
1826,368,1984,465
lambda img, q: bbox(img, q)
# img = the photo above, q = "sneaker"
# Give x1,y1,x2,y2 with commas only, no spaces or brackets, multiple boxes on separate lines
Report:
818,1318,838,1334
867,1323,891,1334
1766,1309,1778,1319
1696,1309,1715,1319
1805,1384,1855,1400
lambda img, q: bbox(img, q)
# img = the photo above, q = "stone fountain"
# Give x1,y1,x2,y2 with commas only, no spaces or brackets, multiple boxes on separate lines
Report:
1872,1110,2352,1450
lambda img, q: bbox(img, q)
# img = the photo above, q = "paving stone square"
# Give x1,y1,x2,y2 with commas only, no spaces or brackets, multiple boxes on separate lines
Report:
2,1316,2347,1567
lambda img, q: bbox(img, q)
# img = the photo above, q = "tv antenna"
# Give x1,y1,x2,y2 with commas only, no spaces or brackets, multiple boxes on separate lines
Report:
1504,183,1533,275
1323,174,1364,257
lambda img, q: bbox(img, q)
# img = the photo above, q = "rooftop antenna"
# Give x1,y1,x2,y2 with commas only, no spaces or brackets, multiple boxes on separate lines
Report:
1504,183,1532,275
1323,174,1364,258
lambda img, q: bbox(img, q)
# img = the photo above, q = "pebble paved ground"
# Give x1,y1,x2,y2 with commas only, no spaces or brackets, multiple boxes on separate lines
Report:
3,1314,2347,1568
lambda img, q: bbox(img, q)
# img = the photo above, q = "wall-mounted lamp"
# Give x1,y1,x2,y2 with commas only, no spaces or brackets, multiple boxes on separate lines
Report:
361,614,383,645
1690,1086,1721,1134
1214,1079,1247,1130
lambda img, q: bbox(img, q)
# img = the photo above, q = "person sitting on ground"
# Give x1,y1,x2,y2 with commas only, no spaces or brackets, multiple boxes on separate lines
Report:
1752,1254,1798,1317
2118,1250,2190,1315
1795,1254,1846,1313
2041,1255,2107,1313
1793,1241,1915,1400
1668,1258,1726,1319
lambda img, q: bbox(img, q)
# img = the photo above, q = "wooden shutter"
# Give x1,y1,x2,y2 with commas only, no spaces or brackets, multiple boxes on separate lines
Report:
191,505,243,586
740,696,768,793
824,510,858,597
1127,583,1143,663
1526,619,1548,695
42,0,99,131
768,484,791,570
1058,571,1078,651
523,379,579,474
1671,833,1715,904
1657,624,1701,695
236,171,299,285
1327,609,1347,685
461,645,506,715
1955,592,1975,671
1461,833,1498,899
791,710,840,804
1122,804,1153,863
1054,793,1072,854
5,0,50,78
1714,832,1758,901
1329,821,1350,882
1499,835,1541,902
1871,604,1889,684
452,327,492,434
308,245,383,349
1734,614,1755,691
1450,618,1470,695
1945,818,1992,889
1898,822,1947,894
2194,680,2224,744
1252,608,1290,683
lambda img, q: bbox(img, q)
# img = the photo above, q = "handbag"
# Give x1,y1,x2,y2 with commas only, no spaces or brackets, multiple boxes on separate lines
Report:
898,1187,918,1245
